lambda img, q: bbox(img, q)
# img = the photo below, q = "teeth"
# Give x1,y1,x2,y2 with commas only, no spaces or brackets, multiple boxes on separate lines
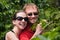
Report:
19,23,25,27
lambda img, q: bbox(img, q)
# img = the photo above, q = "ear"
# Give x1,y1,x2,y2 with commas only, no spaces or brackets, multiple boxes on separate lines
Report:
12,20,16,25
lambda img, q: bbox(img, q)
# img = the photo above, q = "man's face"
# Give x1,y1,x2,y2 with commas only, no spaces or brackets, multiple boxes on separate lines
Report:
25,7,38,24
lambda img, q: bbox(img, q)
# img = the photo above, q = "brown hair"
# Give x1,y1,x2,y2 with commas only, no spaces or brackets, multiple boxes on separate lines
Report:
23,3,39,12
12,10,25,20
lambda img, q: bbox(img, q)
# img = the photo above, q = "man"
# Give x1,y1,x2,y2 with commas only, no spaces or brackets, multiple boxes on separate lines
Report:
19,3,43,40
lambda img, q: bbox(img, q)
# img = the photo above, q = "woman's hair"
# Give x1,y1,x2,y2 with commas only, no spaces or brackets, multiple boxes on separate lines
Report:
12,10,25,20
23,3,39,12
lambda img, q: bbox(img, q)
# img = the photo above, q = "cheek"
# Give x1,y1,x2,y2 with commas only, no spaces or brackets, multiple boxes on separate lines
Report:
28,16,38,20
15,21,20,24
36,15,38,18
25,21,27,24
27,16,31,19
25,23,27,26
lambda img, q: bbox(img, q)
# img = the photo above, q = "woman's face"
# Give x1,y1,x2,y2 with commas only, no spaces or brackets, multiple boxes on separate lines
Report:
13,12,28,29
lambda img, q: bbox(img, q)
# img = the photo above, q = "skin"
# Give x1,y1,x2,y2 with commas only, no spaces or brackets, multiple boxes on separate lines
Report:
5,11,27,40
15,12,27,29
25,6,38,24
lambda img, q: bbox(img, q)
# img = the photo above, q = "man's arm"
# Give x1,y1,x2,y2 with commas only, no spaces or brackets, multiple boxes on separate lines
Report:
30,24,43,40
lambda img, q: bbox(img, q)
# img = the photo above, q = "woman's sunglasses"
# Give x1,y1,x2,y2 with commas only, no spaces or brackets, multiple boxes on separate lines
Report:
27,12,38,16
16,17,28,22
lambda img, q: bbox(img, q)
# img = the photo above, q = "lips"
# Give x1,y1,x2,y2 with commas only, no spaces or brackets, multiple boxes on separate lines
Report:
19,23,26,28
30,19,36,23
30,18,37,21
19,23,24,27
31,19,36,22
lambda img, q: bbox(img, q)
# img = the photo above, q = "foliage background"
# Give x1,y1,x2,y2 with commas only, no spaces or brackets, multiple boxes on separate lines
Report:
0,0,60,40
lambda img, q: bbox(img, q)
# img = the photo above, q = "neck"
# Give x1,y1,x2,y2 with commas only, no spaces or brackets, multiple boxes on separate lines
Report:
12,26,22,38
28,22,33,26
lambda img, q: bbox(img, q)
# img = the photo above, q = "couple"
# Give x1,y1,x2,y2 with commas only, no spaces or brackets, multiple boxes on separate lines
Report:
5,3,43,40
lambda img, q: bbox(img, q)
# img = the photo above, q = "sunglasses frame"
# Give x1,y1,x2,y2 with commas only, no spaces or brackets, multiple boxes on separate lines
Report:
27,12,38,16
16,16,28,22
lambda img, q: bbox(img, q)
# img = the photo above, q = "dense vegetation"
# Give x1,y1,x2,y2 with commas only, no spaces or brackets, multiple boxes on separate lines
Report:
0,0,60,40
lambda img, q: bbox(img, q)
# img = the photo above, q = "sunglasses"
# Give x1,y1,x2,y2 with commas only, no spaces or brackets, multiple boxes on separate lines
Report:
27,12,38,16
16,17,28,22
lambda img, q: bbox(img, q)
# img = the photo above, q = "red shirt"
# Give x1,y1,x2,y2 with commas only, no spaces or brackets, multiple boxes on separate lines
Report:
19,24,34,40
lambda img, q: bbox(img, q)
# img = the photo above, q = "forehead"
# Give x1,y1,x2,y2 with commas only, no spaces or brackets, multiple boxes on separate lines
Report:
25,6,38,14
16,12,27,17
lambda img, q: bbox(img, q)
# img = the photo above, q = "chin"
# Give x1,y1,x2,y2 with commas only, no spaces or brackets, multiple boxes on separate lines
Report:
31,21,37,24
20,27,25,30
30,22,35,24
20,28,25,30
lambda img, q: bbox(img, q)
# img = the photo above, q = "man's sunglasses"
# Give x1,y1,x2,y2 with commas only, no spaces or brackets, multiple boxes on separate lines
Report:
27,12,38,16
16,17,28,22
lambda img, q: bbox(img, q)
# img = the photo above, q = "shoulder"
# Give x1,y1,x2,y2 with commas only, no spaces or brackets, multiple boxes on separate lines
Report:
5,31,19,40
6,31,14,38
5,31,13,40
6,31,13,36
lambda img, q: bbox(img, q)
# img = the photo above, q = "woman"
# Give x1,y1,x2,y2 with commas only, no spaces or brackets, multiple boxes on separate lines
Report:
5,10,28,40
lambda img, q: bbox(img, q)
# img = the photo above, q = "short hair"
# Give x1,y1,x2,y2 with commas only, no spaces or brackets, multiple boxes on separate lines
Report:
23,3,39,12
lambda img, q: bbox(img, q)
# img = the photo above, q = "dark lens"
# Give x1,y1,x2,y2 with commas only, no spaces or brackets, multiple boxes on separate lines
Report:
16,17,23,21
24,17,28,21
34,12,38,15
16,17,28,22
28,13,32,16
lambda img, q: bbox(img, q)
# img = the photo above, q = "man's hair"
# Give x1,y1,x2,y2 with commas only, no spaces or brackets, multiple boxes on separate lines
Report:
23,3,39,12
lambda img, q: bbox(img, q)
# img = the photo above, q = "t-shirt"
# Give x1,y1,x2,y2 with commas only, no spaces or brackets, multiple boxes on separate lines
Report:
19,24,34,40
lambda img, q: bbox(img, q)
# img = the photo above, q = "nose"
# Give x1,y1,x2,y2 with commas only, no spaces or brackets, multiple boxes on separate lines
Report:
32,14,35,17
22,19,25,22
